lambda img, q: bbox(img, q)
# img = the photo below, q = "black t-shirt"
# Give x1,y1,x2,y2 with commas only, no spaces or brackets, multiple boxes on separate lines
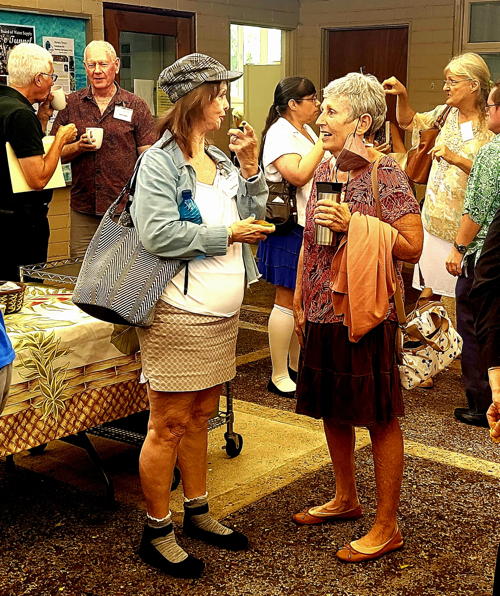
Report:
0,85,52,211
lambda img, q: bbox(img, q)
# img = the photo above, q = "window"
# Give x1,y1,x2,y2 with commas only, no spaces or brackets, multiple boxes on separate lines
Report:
463,0,500,79
230,24,282,119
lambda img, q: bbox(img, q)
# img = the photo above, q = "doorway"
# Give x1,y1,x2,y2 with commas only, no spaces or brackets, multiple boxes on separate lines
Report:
104,4,194,116
327,26,408,137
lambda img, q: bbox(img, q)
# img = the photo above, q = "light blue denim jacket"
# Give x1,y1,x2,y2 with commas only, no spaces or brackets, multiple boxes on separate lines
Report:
130,131,268,286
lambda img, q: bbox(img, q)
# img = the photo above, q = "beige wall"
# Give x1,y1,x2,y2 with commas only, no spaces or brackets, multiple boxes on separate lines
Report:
2,0,463,259
297,0,457,113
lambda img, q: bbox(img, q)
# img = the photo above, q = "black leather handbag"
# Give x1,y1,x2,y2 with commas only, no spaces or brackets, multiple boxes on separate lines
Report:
265,179,297,235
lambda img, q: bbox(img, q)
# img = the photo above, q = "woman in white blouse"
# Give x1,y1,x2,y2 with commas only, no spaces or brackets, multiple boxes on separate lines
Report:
257,77,325,397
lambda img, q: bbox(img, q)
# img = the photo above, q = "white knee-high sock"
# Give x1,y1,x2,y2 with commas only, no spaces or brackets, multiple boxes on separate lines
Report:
288,328,300,373
268,304,296,392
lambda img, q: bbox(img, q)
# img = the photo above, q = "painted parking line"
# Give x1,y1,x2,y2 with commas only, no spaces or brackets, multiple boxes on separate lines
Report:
404,440,500,478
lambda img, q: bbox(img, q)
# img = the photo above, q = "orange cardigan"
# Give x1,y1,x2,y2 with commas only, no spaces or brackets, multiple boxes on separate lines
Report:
330,212,398,342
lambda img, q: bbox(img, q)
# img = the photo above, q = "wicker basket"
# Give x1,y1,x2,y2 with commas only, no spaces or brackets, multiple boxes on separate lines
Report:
0,282,26,314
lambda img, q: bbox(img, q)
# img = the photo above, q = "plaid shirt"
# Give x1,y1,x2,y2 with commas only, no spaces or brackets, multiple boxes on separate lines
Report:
52,84,155,215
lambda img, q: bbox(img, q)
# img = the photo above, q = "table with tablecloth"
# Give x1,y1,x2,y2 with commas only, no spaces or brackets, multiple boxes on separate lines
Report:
0,285,147,457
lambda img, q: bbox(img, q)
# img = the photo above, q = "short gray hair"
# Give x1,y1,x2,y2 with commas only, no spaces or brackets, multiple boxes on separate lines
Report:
84,40,117,61
323,72,387,137
7,43,53,87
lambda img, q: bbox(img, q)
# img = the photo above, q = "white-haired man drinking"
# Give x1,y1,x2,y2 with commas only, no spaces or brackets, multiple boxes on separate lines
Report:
52,40,155,257
0,43,77,280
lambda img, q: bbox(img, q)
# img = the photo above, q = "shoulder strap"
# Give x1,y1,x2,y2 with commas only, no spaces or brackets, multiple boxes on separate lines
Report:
370,156,406,326
435,105,452,130
122,149,149,214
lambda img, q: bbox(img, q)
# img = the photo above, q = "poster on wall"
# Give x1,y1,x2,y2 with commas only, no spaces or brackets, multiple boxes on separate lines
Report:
0,23,35,84
42,36,75,93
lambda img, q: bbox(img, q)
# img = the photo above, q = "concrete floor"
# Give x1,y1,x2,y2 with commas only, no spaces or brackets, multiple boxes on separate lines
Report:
1,278,499,596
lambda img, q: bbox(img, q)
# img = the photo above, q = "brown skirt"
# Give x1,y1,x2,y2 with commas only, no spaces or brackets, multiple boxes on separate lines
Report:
137,300,239,392
295,320,403,426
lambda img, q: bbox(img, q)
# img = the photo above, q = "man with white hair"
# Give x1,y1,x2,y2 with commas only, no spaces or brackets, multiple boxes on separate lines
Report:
52,40,155,257
0,43,77,280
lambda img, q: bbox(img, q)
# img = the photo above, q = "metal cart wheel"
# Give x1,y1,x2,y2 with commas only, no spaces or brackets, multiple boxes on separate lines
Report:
224,432,243,458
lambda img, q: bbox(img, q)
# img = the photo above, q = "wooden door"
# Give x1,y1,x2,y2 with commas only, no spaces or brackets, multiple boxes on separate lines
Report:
327,27,408,136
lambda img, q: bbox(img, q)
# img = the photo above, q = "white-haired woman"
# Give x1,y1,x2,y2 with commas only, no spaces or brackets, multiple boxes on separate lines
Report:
383,53,493,409
0,43,76,280
292,73,423,562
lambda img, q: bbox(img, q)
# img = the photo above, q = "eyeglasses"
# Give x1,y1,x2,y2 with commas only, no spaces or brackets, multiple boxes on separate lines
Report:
486,102,500,109
295,96,318,103
442,78,473,87
84,62,113,71
40,72,58,82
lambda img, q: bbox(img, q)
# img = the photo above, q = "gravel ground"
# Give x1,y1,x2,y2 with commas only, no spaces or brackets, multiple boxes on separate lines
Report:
0,449,497,596
1,278,499,595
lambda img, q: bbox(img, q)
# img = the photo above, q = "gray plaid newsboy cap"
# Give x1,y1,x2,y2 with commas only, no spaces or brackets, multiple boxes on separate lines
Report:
158,53,242,103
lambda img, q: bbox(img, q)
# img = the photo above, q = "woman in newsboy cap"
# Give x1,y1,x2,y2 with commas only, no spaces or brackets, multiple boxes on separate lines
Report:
130,53,272,578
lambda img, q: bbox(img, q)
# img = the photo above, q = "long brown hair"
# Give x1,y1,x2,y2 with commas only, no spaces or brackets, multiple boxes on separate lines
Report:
157,82,222,157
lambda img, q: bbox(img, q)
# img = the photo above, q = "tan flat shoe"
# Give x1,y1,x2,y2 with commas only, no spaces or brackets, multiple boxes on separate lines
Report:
418,378,434,389
336,528,403,563
292,505,363,526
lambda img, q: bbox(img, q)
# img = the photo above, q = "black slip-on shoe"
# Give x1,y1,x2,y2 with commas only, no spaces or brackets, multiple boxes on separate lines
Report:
183,504,249,551
138,524,204,579
267,378,295,398
454,407,489,428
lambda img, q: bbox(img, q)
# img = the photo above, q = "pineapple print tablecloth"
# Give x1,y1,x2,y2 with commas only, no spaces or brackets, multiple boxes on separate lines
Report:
0,286,147,456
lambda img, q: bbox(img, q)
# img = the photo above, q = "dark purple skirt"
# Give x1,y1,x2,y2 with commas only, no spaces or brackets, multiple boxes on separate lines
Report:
296,320,404,426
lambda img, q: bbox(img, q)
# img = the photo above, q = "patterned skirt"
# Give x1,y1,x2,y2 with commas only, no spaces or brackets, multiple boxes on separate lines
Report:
137,300,239,392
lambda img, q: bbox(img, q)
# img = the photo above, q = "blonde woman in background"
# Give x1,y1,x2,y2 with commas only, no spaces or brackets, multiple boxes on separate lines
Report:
383,53,493,415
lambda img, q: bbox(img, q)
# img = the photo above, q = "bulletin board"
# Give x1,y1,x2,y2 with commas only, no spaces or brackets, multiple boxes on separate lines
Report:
0,10,87,90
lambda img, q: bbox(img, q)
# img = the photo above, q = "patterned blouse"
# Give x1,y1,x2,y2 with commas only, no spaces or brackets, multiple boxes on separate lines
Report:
409,106,493,243
302,156,420,324
463,133,500,262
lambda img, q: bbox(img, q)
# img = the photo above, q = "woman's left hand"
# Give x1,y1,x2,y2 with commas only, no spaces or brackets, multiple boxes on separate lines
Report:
445,246,463,276
428,144,456,165
228,122,259,179
313,200,351,233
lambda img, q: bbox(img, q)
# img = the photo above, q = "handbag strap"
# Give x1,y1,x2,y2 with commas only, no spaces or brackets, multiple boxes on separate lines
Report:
121,150,149,215
370,156,406,326
434,105,453,130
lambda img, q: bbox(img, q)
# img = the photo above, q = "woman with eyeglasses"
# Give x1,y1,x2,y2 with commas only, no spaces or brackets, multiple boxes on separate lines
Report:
382,54,493,405
257,77,325,398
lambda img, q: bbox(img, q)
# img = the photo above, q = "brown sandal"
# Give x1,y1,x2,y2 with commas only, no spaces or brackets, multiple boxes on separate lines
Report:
292,505,363,526
336,528,403,562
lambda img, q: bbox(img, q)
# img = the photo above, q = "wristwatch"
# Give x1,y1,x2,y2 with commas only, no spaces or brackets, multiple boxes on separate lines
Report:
453,241,468,254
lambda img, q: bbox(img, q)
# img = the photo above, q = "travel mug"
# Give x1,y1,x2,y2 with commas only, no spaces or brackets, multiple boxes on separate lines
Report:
314,182,343,246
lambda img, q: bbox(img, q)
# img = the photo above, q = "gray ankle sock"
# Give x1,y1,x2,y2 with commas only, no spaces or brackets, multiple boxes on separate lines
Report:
146,512,188,563
184,495,232,536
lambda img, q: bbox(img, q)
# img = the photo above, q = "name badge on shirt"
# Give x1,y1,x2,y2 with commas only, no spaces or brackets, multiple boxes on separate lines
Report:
113,106,133,122
460,121,474,142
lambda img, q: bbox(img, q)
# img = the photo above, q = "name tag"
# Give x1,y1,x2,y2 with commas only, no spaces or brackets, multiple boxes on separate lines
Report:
113,106,133,122
460,121,474,142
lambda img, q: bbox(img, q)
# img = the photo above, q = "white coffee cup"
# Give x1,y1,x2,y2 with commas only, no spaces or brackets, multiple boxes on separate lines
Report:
50,85,66,111
86,127,104,150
